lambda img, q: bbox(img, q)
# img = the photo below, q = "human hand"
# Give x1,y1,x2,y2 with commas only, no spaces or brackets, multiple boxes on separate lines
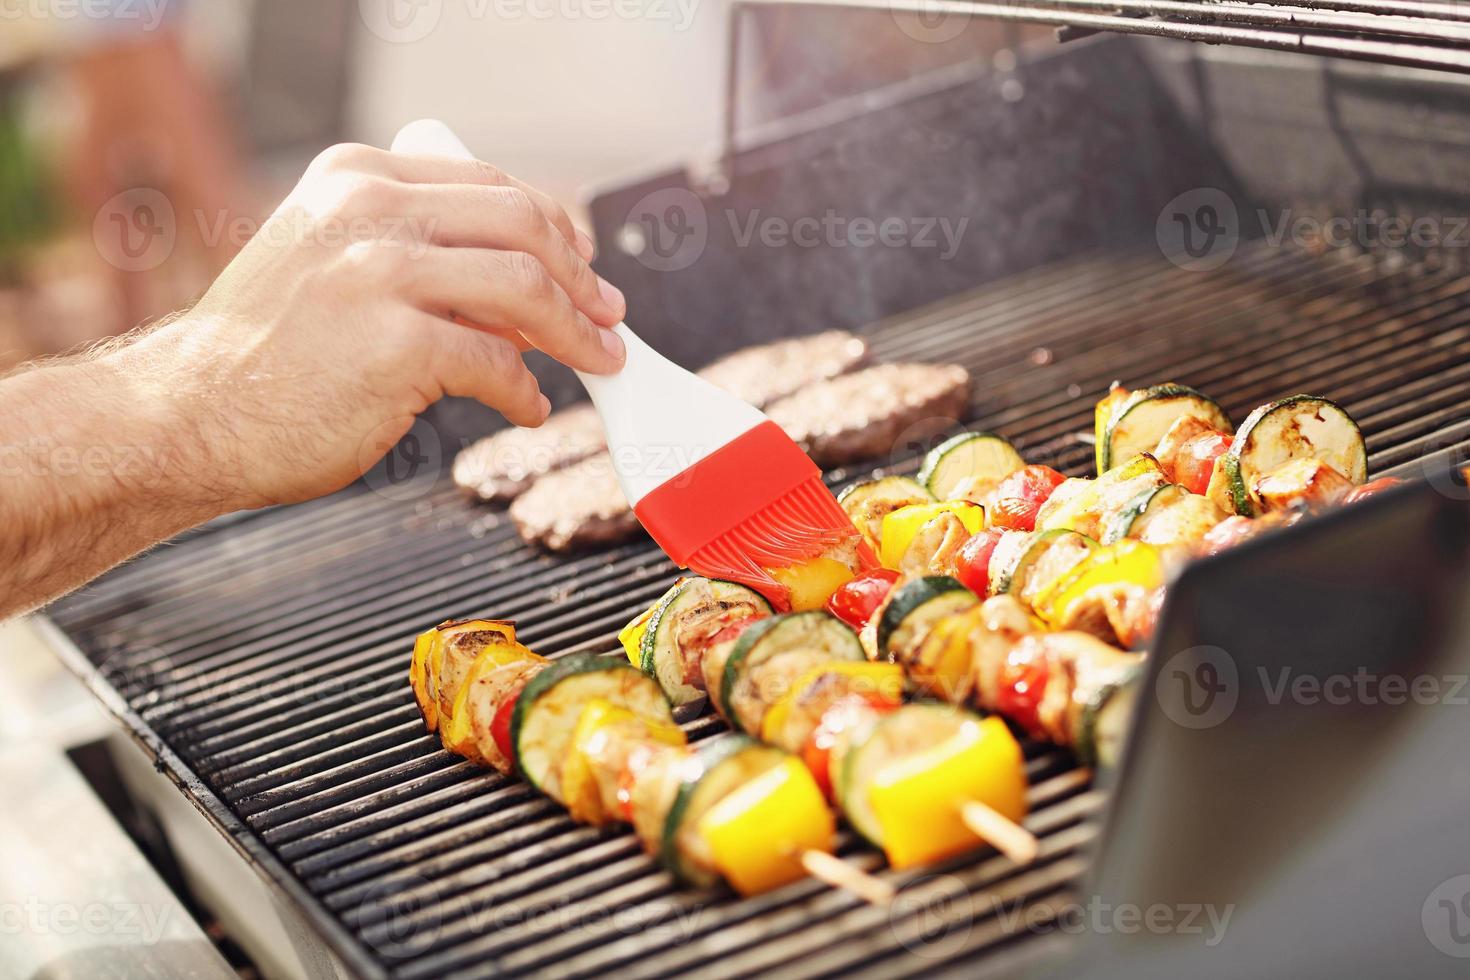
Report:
119,141,627,510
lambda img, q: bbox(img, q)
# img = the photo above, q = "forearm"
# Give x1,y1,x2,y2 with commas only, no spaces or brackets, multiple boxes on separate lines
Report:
0,343,224,619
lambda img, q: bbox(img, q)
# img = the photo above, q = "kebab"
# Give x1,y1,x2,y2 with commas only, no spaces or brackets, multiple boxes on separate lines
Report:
409,620,874,900
620,577,1037,869
839,385,1382,652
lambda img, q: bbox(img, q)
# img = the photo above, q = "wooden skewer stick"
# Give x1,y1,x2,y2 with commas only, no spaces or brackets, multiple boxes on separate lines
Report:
960,802,1040,866
796,849,895,906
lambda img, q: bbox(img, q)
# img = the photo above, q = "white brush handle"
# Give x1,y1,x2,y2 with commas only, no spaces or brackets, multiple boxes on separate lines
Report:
390,120,766,504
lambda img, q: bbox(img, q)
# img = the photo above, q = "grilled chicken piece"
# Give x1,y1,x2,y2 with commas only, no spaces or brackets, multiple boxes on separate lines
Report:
1253,457,1354,513
462,657,545,771
898,511,973,578
1132,493,1226,548
730,648,833,735
453,332,866,503
1032,631,1139,747
967,595,1037,711
431,620,516,720
766,363,971,467
1151,413,1221,483
508,453,640,551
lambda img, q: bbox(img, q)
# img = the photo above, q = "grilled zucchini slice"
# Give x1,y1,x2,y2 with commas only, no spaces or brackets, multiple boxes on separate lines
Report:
640,578,772,706
1208,395,1367,516
838,476,934,549
1076,660,1143,769
917,432,1025,500
720,612,863,733
1097,383,1230,475
661,736,787,887
512,653,674,802
1005,529,1098,607
1100,483,1191,545
985,529,1035,596
876,575,981,662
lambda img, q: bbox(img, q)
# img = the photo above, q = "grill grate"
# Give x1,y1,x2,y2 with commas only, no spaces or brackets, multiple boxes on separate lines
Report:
750,0,1470,75
45,241,1470,978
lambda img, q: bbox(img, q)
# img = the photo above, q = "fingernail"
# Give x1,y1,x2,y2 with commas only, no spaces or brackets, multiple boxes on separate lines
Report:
538,394,551,420
598,277,626,317
575,230,596,261
600,327,625,363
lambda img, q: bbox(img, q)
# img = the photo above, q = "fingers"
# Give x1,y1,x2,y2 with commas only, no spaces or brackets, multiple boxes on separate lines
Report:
384,152,590,260
423,316,549,428
408,184,624,326
408,247,626,375
449,314,533,353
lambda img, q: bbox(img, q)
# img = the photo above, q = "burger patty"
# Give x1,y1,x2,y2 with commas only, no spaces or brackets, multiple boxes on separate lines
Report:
452,403,604,503
453,331,868,503
508,453,642,551
509,360,972,553
696,329,869,410
766,362,972,466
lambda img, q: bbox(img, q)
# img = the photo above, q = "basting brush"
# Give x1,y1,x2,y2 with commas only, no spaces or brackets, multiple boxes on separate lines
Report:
392,121,865,599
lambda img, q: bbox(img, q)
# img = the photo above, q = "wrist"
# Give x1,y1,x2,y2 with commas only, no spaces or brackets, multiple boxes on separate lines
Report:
94,325,240,524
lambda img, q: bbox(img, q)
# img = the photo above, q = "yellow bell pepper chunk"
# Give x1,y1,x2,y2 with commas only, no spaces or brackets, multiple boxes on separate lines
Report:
759,662,906,745
441,640,541,759
867,716,1027,868
879,502,985,569
768,557,857,612
409,627,441,732
619,606,655,667
698,757,835,896
1094,385,1130,475
1032,538,1163,630
564,698,685,824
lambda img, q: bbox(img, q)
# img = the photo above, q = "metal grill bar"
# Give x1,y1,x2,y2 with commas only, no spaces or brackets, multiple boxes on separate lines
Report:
756,0,1470,75
44,241,1470,979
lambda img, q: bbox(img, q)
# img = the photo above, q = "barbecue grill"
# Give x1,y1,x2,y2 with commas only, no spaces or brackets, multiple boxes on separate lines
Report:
37,20,1470,980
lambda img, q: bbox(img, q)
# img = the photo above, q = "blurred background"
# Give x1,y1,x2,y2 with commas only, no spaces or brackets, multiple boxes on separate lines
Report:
0,0,724,369
0,0,1039,375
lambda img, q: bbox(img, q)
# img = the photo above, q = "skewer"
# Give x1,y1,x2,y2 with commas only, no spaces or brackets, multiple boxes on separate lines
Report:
794,848,896,905
960,801,1040,866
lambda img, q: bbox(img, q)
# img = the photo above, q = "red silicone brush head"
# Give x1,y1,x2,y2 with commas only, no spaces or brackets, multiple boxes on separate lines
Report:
632,421,872,601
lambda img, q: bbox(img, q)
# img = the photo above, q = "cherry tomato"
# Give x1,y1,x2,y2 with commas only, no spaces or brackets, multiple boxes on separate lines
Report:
989,465,1067,531
490,677,531,768
801,696,898,798
1343,476,1404,504
955,527,1008,596
1173,432,1233,496
824,568,900,629
995,647,1050,738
